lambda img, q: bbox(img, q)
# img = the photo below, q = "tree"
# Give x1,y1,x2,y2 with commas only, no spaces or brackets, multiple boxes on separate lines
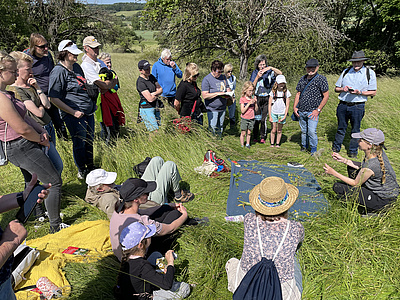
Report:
146,0,342,79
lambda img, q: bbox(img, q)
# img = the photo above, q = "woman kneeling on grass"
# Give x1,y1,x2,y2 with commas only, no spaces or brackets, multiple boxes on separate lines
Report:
324,128,399,213
226,177,304,299
114,222,190,300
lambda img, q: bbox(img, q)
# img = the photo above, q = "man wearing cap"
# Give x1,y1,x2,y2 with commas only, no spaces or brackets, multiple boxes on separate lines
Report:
137,60,163,131
332,50,377,158
81,36,118,93
293,58,329,154
151,49,182,108
109,177,188,261
85,157,194,218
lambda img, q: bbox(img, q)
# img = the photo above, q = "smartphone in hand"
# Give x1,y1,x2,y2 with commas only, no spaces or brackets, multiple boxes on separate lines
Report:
16,184,44,224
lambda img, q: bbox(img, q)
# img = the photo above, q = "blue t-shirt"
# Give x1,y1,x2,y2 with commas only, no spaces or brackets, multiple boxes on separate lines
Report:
296,73,329,112
48,63,95,117
201,73,228,111
25,49,54,96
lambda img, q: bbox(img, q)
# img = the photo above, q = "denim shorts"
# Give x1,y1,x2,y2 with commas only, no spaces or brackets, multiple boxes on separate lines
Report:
271,113,287,124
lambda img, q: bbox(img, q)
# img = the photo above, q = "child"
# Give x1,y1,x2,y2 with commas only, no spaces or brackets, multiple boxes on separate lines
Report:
114,222,190,300
240,81,258,149
268,75,291,147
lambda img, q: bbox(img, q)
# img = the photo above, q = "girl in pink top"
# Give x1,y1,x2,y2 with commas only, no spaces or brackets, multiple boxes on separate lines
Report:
240,81,258,148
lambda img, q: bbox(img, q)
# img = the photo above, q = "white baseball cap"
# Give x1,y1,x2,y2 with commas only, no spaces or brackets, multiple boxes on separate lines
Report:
86,169,117,187
58,40,83,55
276,75,286,84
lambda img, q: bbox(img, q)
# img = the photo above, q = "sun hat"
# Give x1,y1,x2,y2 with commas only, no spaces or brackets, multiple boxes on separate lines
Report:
348,50,369,62
351,128,384,145
116,178,157,213
249,177,299,215
58,40,82,55
86,169,117,187
276,75,286,84
82,36,101,48
305,58,319,68
119,222,157,251
138,60,151,70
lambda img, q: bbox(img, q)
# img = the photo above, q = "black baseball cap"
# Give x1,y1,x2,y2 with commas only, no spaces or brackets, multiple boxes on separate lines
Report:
116,178,156,213
305,58,319,68
138,60,151,70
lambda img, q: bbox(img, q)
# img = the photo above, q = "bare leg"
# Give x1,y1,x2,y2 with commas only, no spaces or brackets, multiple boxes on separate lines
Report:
246,129,251,145
240,130,246,146
276,123,284,146
270,122,277,145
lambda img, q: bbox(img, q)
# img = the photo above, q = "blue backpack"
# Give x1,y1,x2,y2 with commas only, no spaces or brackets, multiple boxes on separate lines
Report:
233,218,290,300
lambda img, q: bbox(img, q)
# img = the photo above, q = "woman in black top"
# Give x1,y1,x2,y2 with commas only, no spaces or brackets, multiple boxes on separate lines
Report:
174,63,204,125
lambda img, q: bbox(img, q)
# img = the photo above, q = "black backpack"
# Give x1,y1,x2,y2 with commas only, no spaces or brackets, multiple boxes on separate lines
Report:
233,218,290,300
133,157,152,178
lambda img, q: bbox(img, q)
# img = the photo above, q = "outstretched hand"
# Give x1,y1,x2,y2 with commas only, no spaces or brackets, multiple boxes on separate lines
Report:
332,152,346,163
323,163,335,175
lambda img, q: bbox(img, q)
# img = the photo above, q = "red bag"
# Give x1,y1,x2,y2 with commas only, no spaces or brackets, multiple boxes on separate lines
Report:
173,100,197,133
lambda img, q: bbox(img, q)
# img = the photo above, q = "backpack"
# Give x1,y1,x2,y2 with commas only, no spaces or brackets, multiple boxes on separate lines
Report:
133,157,152,178
11,243,40,289
233,218,290,300
271,91,287,106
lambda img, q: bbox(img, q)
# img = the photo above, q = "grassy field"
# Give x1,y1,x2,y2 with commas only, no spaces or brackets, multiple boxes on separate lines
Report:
1,49,400,299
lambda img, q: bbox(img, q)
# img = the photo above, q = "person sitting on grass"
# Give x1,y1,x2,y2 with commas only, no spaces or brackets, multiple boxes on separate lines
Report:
239,81,258,149
324,128,399,213
268,75,291,148
226,177,304,299
85,157,194,219
109,177,190,261
114,222,191,300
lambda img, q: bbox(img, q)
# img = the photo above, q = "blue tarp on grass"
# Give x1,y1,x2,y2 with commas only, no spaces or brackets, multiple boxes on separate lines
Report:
226,160,328,219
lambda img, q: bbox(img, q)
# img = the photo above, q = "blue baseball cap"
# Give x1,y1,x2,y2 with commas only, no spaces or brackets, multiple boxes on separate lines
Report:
120,222,157,251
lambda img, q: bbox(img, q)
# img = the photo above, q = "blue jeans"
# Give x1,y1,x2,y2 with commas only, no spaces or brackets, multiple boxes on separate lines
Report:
298,111,319,152
0,277,16,300
333,102,365,154
44,121,63,176
228,102,236,123
140,108,160,131
63,114,95,173
207,110,225,137
7,138,62,227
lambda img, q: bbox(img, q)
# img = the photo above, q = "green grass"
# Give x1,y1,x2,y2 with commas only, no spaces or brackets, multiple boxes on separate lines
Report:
2,51,400,299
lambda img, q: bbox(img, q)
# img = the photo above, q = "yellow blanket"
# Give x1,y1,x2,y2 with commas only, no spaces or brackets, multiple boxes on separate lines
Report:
16,220,112,300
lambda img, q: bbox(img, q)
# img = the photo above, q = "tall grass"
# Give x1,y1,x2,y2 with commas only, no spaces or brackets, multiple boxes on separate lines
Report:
1,52,399,299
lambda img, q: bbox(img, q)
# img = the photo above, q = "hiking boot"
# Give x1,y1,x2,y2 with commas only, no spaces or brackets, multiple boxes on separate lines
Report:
174,191,194,203
50,222,70,234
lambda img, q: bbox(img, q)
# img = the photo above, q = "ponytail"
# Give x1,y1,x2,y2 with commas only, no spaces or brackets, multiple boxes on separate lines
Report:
371,144,386,184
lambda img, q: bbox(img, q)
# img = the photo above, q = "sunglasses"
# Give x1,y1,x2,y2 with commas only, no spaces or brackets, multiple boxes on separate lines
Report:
36,44,48,49
226,70,233,73
193,73,199,78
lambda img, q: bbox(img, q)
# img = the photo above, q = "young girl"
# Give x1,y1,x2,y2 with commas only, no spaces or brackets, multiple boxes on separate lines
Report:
115,222,190,300
240,81,258,149
226,177,304,299
268,75,291,147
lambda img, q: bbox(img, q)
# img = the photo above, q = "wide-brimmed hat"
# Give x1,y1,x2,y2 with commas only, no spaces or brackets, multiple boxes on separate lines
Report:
58,40,82,55
352,128,384,145
120,222,157,251
348,50,369,62
249,177,299,215
86,169,117,187
116,178,156,213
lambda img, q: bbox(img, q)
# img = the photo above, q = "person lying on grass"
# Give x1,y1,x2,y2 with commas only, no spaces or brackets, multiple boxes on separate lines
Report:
324,128,399,213
85,156,194,219
114,222,190,300
110,177,207,262
226,176,304,299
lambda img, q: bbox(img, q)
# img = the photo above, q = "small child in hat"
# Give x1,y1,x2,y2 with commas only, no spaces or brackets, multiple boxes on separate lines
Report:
114,222,190,299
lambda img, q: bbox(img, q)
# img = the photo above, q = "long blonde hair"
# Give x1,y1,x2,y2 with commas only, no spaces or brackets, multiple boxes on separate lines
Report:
371,144,386,184
241,81,254,98
271,81,287,96
9,51,33,68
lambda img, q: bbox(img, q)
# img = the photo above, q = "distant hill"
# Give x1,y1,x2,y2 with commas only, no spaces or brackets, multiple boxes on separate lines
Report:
92,2,145,12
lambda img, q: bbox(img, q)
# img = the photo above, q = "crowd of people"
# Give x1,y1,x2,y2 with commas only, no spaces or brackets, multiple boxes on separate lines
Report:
0,31,398,299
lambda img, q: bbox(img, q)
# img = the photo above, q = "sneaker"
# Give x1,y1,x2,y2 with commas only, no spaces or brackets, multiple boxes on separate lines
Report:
77,171,85,180
186,217,209,226
332,147,340,153
300,146,307,152
270,144,274,148
245,144,250,149
260,139,266,144
174,191,195,203
50,222,70,234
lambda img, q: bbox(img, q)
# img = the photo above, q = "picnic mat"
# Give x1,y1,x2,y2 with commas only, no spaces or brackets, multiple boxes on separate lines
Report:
16,220,112,300
226,160,328,219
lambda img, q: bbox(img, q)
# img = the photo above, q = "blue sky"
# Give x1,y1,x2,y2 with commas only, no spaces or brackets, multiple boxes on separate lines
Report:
85,0,144,4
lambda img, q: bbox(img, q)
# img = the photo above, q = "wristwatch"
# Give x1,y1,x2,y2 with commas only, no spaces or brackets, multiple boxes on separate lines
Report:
317,108,321,112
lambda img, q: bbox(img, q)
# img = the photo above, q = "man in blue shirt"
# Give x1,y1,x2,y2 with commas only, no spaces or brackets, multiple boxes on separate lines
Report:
293,58,329,155
332,51,377,158
151,49,183,108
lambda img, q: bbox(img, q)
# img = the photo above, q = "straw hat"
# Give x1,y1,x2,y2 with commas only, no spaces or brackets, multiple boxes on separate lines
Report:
249,177,299,215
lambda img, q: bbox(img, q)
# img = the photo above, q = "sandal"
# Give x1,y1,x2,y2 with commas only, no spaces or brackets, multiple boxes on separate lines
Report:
174,191,195,203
